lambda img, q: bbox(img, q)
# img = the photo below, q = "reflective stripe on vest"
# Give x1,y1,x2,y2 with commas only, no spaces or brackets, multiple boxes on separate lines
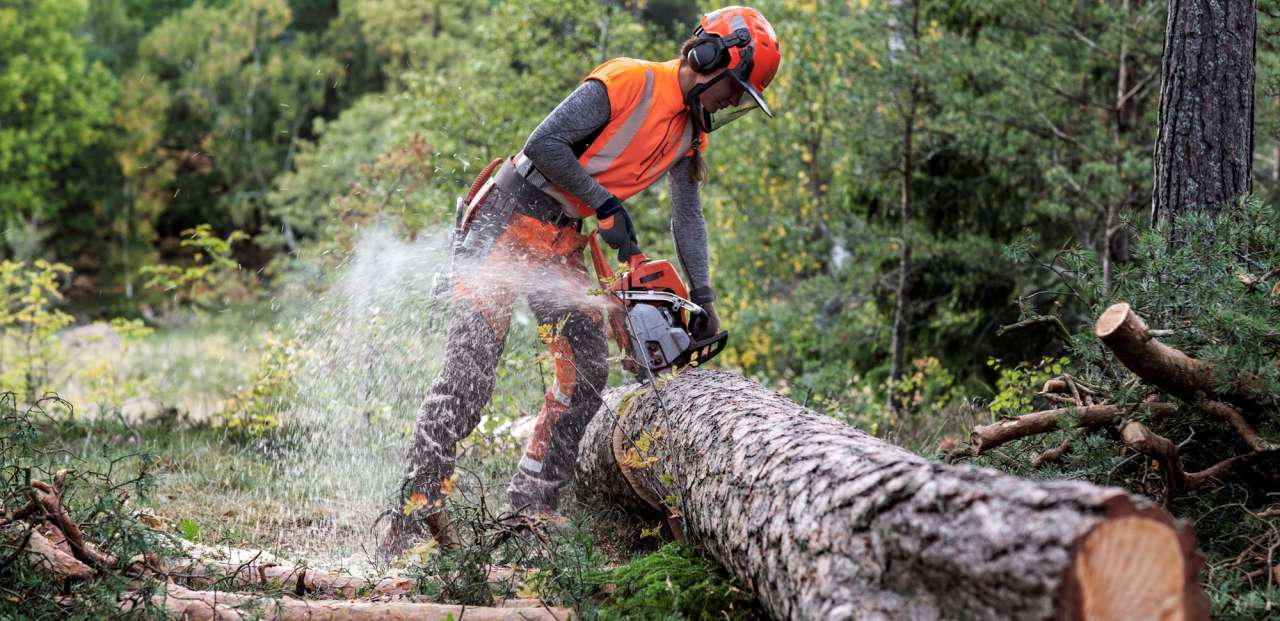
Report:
510,59,705,217
584,70,655,175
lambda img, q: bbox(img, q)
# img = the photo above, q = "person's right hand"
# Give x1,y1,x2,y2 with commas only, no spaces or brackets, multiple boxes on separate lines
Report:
595,196,641,262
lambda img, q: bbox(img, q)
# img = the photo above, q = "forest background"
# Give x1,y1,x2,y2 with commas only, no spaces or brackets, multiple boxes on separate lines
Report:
3,0,1280,618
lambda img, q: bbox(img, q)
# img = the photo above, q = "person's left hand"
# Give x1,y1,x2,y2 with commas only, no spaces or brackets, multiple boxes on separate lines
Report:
693,302,721,341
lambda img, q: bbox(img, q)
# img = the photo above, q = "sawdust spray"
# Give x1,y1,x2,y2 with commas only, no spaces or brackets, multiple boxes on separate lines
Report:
259,221,609,569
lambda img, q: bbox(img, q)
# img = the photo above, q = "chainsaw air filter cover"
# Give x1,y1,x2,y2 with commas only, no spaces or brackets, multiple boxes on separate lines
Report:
627,303,691,372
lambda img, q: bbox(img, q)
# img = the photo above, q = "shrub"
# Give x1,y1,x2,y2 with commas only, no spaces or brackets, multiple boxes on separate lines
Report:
598,543,765,621
0,393,176,619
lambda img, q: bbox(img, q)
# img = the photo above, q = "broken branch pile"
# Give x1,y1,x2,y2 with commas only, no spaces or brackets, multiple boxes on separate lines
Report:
963,302,1278,503
2,472,571,620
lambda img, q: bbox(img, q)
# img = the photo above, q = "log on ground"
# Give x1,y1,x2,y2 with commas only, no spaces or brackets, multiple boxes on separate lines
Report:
165,558,412,599
576,369,1207,621
149,583,571,621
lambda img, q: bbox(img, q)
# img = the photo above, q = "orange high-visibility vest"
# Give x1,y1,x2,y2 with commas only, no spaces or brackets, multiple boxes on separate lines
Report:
515,58,708,218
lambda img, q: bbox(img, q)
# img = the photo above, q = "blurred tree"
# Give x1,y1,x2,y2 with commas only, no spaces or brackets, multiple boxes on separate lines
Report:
0,0,116,259
136,0,342,237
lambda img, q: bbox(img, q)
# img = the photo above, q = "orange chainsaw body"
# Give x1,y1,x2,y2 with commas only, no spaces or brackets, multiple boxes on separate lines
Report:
586,231,727,376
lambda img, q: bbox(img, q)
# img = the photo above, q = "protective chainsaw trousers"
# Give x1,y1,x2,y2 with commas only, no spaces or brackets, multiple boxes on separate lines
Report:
400,181,608,516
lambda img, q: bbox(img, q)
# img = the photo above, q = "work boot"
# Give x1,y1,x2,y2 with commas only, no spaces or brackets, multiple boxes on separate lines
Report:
378,509,462,558
501,502,572,538
424,509,464,550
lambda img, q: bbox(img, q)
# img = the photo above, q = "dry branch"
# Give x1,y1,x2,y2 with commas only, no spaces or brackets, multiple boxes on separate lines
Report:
970,402,1179,454
576,369,1207,621
1201,401,1273,452
1121,422,1280,500
31,475,116,568
18,526,94,579
1095,303,1273,413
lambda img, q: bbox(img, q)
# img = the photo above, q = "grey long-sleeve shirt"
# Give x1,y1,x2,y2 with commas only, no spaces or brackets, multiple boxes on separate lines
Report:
522,80,713,302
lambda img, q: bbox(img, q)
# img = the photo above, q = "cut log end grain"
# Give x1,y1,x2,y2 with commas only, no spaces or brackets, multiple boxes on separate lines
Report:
1094,302,1269,414
1094,302,1137,339
1066,515,1194,621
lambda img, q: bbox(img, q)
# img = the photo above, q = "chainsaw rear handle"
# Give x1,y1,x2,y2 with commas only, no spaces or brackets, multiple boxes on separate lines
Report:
587,230,650,282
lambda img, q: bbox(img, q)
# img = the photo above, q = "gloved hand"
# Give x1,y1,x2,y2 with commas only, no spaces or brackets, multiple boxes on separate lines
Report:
595,196,641,263
692,301,721,341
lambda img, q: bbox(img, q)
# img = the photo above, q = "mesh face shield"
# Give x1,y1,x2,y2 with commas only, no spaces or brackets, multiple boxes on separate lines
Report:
687,39,774,133
708,66,772,131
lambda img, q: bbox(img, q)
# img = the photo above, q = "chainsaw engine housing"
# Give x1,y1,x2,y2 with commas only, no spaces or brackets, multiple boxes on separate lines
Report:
626,303,692,370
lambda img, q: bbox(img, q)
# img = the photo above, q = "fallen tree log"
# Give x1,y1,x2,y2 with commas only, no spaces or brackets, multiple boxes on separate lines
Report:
576,369,1207,621
165,558,413,599
147,583,569,621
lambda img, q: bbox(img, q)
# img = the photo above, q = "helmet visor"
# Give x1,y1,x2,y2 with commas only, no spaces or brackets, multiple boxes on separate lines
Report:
708,98,761,132
704,72,772,132
729,70,772,118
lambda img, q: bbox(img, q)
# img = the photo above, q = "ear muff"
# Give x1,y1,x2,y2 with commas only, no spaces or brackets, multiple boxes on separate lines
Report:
686,28,754,74
686,36,727,74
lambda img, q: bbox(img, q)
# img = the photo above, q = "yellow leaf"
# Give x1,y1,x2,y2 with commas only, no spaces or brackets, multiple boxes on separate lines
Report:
403,493,429,516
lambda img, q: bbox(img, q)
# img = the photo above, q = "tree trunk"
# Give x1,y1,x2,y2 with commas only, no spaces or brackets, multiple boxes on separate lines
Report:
576,369,1207,621
887,0,919,416
1151,0,1257,228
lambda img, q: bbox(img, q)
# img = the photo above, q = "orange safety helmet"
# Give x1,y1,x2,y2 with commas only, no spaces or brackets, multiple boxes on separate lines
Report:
684,6,781,132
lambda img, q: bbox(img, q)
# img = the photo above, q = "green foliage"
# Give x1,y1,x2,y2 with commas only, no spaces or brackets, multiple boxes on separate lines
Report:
0,0,116,254
0,393,176,620
178,517,202,542
598,543,765,621
985,356,1068,416
0,261,74,402
217,334,305,438
524,523,612,609
140,224,251,312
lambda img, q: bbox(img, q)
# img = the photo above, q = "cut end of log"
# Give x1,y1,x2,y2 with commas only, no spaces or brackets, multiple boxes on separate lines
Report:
1094,302,1133,339
1071,516,1188,620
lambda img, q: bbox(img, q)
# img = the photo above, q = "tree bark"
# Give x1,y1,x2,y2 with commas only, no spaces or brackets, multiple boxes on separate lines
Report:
576,369,1207,621
1151,0,1257,228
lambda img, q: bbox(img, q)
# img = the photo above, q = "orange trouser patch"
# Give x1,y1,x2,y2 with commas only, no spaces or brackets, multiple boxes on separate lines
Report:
452,213,594,334
524,333,576,465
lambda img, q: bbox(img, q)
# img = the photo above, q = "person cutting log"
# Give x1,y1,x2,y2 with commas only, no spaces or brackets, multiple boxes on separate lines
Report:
382,6,781,555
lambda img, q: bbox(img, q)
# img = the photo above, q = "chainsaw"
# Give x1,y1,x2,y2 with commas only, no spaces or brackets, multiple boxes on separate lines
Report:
587,232,728,377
